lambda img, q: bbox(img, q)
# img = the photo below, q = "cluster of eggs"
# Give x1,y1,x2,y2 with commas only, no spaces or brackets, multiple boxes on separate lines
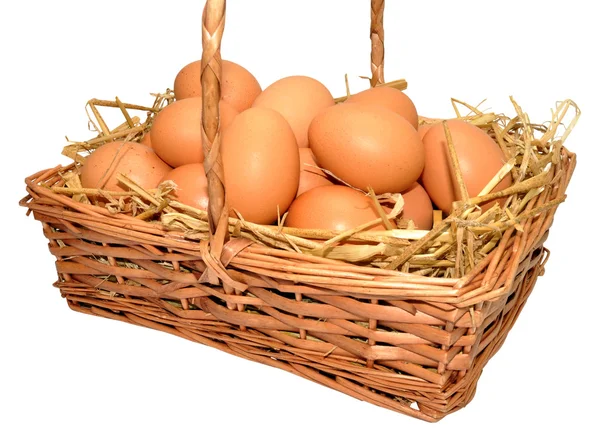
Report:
80,59,512,232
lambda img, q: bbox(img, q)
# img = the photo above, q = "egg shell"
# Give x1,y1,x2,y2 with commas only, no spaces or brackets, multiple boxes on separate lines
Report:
285,185,386,232
345,87,419,129
400,182,433,230
150,97,238,168
297,148,334,197
309,103,425,194
222,107,300,224
173,60,262,112
80,141,171,192
421,120,513,213
418,124,432,140
140,131,152,148
161,163,209,211
252,75,334,149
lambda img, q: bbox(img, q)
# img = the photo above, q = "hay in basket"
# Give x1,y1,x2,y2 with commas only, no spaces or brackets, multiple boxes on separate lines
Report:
20,0,578,422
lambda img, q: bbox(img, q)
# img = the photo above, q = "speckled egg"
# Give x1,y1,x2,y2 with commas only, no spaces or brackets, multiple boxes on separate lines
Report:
80,141,171,192
139,131,152,148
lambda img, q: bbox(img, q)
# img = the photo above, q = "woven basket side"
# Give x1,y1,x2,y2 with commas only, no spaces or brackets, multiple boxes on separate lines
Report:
20,147,571,421
28,202,549,421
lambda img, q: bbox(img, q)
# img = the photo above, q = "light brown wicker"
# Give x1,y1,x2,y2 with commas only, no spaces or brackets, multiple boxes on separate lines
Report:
20,0,577,422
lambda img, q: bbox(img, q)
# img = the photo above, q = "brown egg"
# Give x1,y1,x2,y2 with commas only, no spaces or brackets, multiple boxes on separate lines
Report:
173,60,262,112
400,182,433,230
418,124,432,140
309,103,425,194
150,97,238,168
297,148,334,197
285,185,386,232
222,107,299,224
161,163,209,211
345,87,418,129
140,131,152,148
252,75,334,149
421,120,513,213
80,141,171,192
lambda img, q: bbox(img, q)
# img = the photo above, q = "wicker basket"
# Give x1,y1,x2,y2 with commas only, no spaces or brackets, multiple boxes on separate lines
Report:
20,0,577,422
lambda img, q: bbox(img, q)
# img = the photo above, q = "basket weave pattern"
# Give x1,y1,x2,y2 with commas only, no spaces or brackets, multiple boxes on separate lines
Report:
21,0,576,422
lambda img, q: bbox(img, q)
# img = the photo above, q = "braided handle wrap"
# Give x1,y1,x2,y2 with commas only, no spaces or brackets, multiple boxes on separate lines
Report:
370,0,385,86
202,0,229,261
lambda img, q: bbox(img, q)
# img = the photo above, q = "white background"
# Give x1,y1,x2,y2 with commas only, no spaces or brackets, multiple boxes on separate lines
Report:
1,0,598,439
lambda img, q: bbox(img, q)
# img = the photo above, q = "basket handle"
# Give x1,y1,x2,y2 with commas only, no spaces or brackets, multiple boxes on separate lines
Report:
201,0,386,255
370,0,386,87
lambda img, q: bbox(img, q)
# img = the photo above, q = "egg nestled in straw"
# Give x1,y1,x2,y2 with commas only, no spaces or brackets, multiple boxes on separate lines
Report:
80,141,171,192
421,120,513,213
399,182,434,230
285,185,387,232
222,107,300,224
161,163,209,211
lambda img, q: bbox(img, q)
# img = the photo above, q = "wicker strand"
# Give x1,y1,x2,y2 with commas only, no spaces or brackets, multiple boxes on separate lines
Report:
370,0,385,86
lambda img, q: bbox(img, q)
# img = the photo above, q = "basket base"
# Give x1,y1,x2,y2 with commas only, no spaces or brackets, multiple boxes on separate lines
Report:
57,245,547,422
